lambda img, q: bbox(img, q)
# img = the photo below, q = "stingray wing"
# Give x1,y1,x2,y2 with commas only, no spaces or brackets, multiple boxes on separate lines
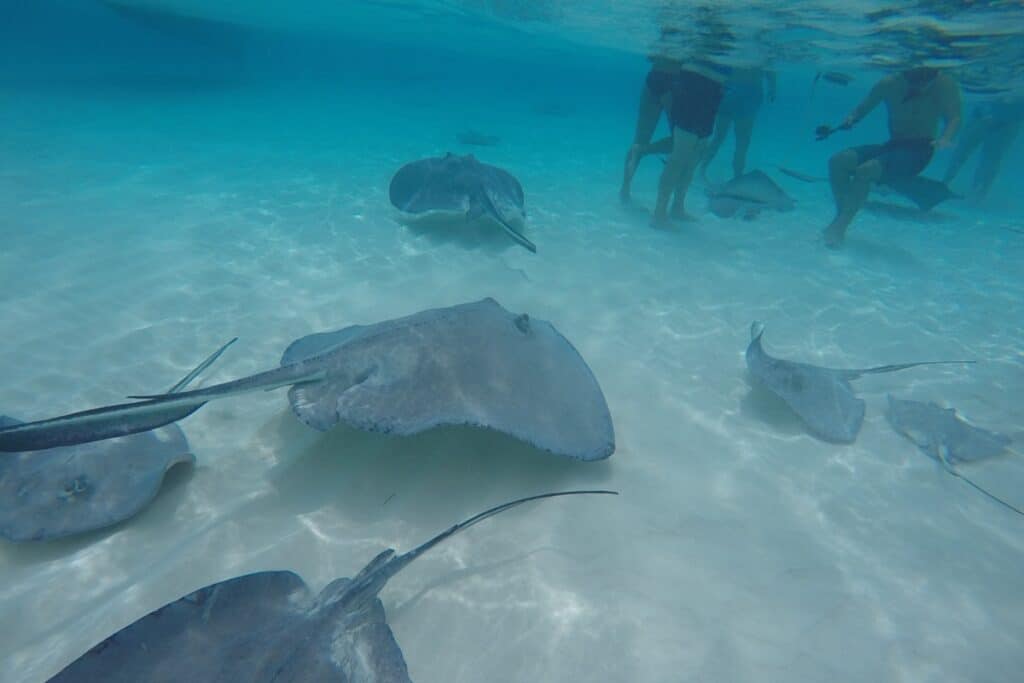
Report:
0,421,193,542
285,298,614,460
49,571,410,683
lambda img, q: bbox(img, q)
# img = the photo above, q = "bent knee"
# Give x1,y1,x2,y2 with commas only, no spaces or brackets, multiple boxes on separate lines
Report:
829,150,859,174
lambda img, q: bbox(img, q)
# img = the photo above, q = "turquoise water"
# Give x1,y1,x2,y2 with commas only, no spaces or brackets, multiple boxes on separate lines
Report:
2,2,1023,682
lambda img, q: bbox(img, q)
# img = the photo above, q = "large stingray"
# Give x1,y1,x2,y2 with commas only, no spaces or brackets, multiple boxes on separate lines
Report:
706,170,795,219
745,322,971,443
0,339,235,542
885,395,1022,516
48,489,617,682
0,299,614,461
388,153,535,253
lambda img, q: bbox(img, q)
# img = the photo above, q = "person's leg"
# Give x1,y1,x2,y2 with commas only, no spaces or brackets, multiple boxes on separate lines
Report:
731,115,755,179
670,136,707,220
823,149,881,248
943,118,987,185
652,127,696,228
972,123,1019,200
621,84,663,202
699,111,733,181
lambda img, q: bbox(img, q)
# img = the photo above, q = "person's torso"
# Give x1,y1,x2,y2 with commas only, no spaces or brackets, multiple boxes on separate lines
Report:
885,76,946,140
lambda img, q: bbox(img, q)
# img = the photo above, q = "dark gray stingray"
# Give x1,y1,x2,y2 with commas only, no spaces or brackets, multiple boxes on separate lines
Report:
49,489,617,683
886,395,1023,516
746,322,972,443
0,339,236,542
885,396,1011,466
707,170,795,219
0,299,614,461
881,175,959,211
388,153,535,252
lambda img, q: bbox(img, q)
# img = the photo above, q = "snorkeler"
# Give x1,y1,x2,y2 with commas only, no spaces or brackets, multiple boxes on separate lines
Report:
816,66,962,248
620,54,681,203
650,61,726,227
943,95,1023,201
700,67,776,181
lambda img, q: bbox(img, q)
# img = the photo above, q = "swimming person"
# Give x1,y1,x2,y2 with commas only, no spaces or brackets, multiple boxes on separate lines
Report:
817,66,962,248
943,95,1023,201
700,67,776,181
650,61,726,228
620,53,681,203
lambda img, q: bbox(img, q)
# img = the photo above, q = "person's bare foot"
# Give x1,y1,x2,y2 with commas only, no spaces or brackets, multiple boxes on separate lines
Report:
650,212,673,229
823,223,845,249
670,204,696,221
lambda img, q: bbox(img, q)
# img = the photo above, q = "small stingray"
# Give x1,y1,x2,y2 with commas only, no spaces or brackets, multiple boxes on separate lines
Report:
745,323,972,443
455,130,500,147
0,339,235,542
389,153,535,253
885,395,1022,516
0,300,615,461
706,170,795,219
881,175,959,211
48,489,617,683
864,200,954,224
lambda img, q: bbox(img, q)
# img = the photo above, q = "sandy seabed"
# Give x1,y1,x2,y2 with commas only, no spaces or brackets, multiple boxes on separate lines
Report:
1,81,1023,683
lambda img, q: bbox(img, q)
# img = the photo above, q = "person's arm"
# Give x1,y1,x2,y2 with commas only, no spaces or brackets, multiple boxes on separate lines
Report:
933,75,963,149
841,75,893,129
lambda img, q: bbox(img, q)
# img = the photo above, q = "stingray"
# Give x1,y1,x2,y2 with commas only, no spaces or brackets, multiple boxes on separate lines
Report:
706,170,795,219
389,153,535,253
48,489,617,682
880,175,959,212
885,395,1023,516
0,299,615,461
0,339,236,542
745,322,972,443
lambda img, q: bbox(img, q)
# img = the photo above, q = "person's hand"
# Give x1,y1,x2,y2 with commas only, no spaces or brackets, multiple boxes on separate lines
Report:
815,125,833,140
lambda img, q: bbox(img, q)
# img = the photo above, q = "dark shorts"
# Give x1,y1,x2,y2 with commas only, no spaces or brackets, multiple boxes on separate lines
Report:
668,69,724,139
852,138,934,182
645,68,676,100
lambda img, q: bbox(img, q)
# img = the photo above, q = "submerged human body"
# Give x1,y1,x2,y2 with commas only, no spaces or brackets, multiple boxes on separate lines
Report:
821,68,962,248
943,96,1023,201
650,62,726,227
620,56,681,203
700,67,776,181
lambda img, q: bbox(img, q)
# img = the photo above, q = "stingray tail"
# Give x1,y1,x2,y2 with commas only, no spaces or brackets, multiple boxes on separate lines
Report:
167,337,238,393
853,360,976,378
369,490,618,590
477,190,537,253
0,338,239,453
938,455,1024,517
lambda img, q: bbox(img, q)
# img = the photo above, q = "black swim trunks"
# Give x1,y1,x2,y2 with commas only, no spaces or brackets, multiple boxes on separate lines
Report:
668,69,724,139
645,68,676,99
852,138,934,182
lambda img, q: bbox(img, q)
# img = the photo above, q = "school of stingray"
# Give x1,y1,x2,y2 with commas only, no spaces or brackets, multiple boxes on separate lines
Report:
2,153,1020,682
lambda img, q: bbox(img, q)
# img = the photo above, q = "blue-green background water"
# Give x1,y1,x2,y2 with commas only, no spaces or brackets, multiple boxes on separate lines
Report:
2,2,1023,682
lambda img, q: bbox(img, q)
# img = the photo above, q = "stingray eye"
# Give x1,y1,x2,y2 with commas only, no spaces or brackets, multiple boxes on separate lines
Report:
514,314,531,334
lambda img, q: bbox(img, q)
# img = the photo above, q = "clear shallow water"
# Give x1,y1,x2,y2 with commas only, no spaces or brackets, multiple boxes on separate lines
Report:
1,2,1023,682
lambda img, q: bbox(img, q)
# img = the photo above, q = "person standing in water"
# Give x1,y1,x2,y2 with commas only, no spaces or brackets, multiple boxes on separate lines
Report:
650,60,727,227
699,67,776,181
620,49,681,203
943,94,1023,202
818,66,962,248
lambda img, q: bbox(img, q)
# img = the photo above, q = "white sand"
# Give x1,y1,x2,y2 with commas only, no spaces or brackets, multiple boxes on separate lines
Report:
1,81,1023,682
